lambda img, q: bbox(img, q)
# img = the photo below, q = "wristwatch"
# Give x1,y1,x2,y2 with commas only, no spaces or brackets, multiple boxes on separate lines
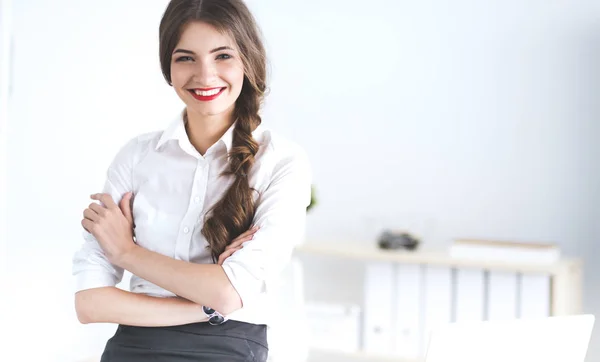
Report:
203,306,227,325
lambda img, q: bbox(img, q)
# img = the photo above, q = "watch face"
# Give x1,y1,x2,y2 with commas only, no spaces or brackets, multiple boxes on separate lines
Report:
208,314,225,326
203,306,216,314
203,306,226,325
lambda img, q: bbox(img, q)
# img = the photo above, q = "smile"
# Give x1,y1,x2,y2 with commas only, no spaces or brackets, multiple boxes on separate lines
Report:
188,87,226,101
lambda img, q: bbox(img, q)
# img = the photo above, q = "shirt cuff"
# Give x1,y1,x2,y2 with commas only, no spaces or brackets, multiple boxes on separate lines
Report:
74,270,120,293
221,261,265,309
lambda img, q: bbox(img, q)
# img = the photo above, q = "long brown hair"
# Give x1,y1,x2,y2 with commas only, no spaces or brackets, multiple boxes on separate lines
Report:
159,0,267,262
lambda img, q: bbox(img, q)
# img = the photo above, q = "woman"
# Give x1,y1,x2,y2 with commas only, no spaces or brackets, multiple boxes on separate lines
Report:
72,0,311,361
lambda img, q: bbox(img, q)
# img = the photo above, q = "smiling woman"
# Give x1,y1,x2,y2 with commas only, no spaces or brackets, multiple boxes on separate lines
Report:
72,0,312,361
168,22,245,121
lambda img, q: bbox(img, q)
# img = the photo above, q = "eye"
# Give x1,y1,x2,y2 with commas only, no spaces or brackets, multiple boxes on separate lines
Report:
216,54,232,60
175,56,193,62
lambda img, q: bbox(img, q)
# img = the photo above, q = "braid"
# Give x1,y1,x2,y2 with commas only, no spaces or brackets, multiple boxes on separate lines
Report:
201,94,261,262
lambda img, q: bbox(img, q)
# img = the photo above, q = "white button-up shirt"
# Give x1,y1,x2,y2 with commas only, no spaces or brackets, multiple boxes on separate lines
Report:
72,111,312,325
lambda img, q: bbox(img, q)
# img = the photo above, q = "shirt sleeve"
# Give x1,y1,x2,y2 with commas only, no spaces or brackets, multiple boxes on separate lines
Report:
71,137,138,293
221,145,312,308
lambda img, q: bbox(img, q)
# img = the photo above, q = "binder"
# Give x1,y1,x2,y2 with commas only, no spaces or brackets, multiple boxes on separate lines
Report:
487,271,518,321
393,263,423,359
455,268,485,322
519,273,551,319
422,266,452,353
305,302,360,353
363,262,395,354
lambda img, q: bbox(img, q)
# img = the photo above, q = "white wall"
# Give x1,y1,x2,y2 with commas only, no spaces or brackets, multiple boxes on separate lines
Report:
5,1,182,360
4,0,600,361
0,0,12,337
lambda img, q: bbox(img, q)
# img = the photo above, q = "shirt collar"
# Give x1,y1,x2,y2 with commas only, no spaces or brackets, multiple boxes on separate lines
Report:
155,109,187,151
220,121,235,152
155,109,237,153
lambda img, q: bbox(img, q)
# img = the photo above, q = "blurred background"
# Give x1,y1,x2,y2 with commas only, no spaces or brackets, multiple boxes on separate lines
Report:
1,0,600,361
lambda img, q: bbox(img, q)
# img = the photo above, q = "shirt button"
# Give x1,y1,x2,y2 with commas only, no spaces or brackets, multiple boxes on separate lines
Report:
183,227,190,234
194,196,200,203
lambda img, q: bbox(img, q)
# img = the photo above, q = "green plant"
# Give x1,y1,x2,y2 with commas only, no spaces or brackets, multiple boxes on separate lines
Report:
306,184,317,213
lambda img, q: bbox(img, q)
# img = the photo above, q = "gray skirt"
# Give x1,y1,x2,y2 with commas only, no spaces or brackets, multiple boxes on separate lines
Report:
100,320,268,362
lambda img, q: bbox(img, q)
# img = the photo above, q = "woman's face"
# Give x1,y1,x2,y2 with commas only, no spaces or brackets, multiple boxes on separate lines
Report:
170,21,244,121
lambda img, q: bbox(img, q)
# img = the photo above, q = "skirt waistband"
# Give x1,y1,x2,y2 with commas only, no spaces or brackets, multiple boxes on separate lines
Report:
117,320,268,349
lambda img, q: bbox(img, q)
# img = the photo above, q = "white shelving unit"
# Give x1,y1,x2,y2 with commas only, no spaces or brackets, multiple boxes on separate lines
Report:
294,242,583,362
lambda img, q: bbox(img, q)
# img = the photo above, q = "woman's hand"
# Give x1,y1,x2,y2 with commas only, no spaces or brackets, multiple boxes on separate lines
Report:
217,226,259,265
81,192,137,265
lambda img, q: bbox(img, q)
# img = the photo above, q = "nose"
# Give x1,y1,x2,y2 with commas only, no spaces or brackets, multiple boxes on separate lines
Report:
191,60,217,85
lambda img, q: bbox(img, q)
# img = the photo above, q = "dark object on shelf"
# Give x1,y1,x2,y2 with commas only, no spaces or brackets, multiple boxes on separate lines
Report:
377,230,420,251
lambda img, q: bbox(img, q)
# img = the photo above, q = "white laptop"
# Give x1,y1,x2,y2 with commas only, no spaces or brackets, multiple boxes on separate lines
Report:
425,314,595,362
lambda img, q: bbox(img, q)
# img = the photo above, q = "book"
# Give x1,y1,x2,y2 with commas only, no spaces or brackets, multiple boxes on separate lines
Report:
450,239,561,264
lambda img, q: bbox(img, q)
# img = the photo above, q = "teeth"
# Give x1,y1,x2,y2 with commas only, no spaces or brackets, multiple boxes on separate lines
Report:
194,88,221,96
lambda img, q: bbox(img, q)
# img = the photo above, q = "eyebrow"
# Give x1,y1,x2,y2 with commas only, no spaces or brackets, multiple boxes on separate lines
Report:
172,46,234,55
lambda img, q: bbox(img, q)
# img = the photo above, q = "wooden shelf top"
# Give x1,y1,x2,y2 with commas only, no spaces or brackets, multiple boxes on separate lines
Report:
294,242,581,275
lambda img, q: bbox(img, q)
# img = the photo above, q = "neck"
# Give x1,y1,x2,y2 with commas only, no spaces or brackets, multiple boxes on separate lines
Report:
184,107,235,155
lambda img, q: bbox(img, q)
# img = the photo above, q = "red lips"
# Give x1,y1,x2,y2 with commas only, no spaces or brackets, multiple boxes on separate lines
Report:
188,88,225,101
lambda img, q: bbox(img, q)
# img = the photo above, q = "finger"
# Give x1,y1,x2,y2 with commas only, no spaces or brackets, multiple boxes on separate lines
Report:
218,247,242,265
225,234,254,250
91,193,118,209
119,192,134,224
234,225,260,241
88,202,107,216
81,218,94,233
226,226,260,250
218,247,241,265
238,225,260,239
83,208,99,222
